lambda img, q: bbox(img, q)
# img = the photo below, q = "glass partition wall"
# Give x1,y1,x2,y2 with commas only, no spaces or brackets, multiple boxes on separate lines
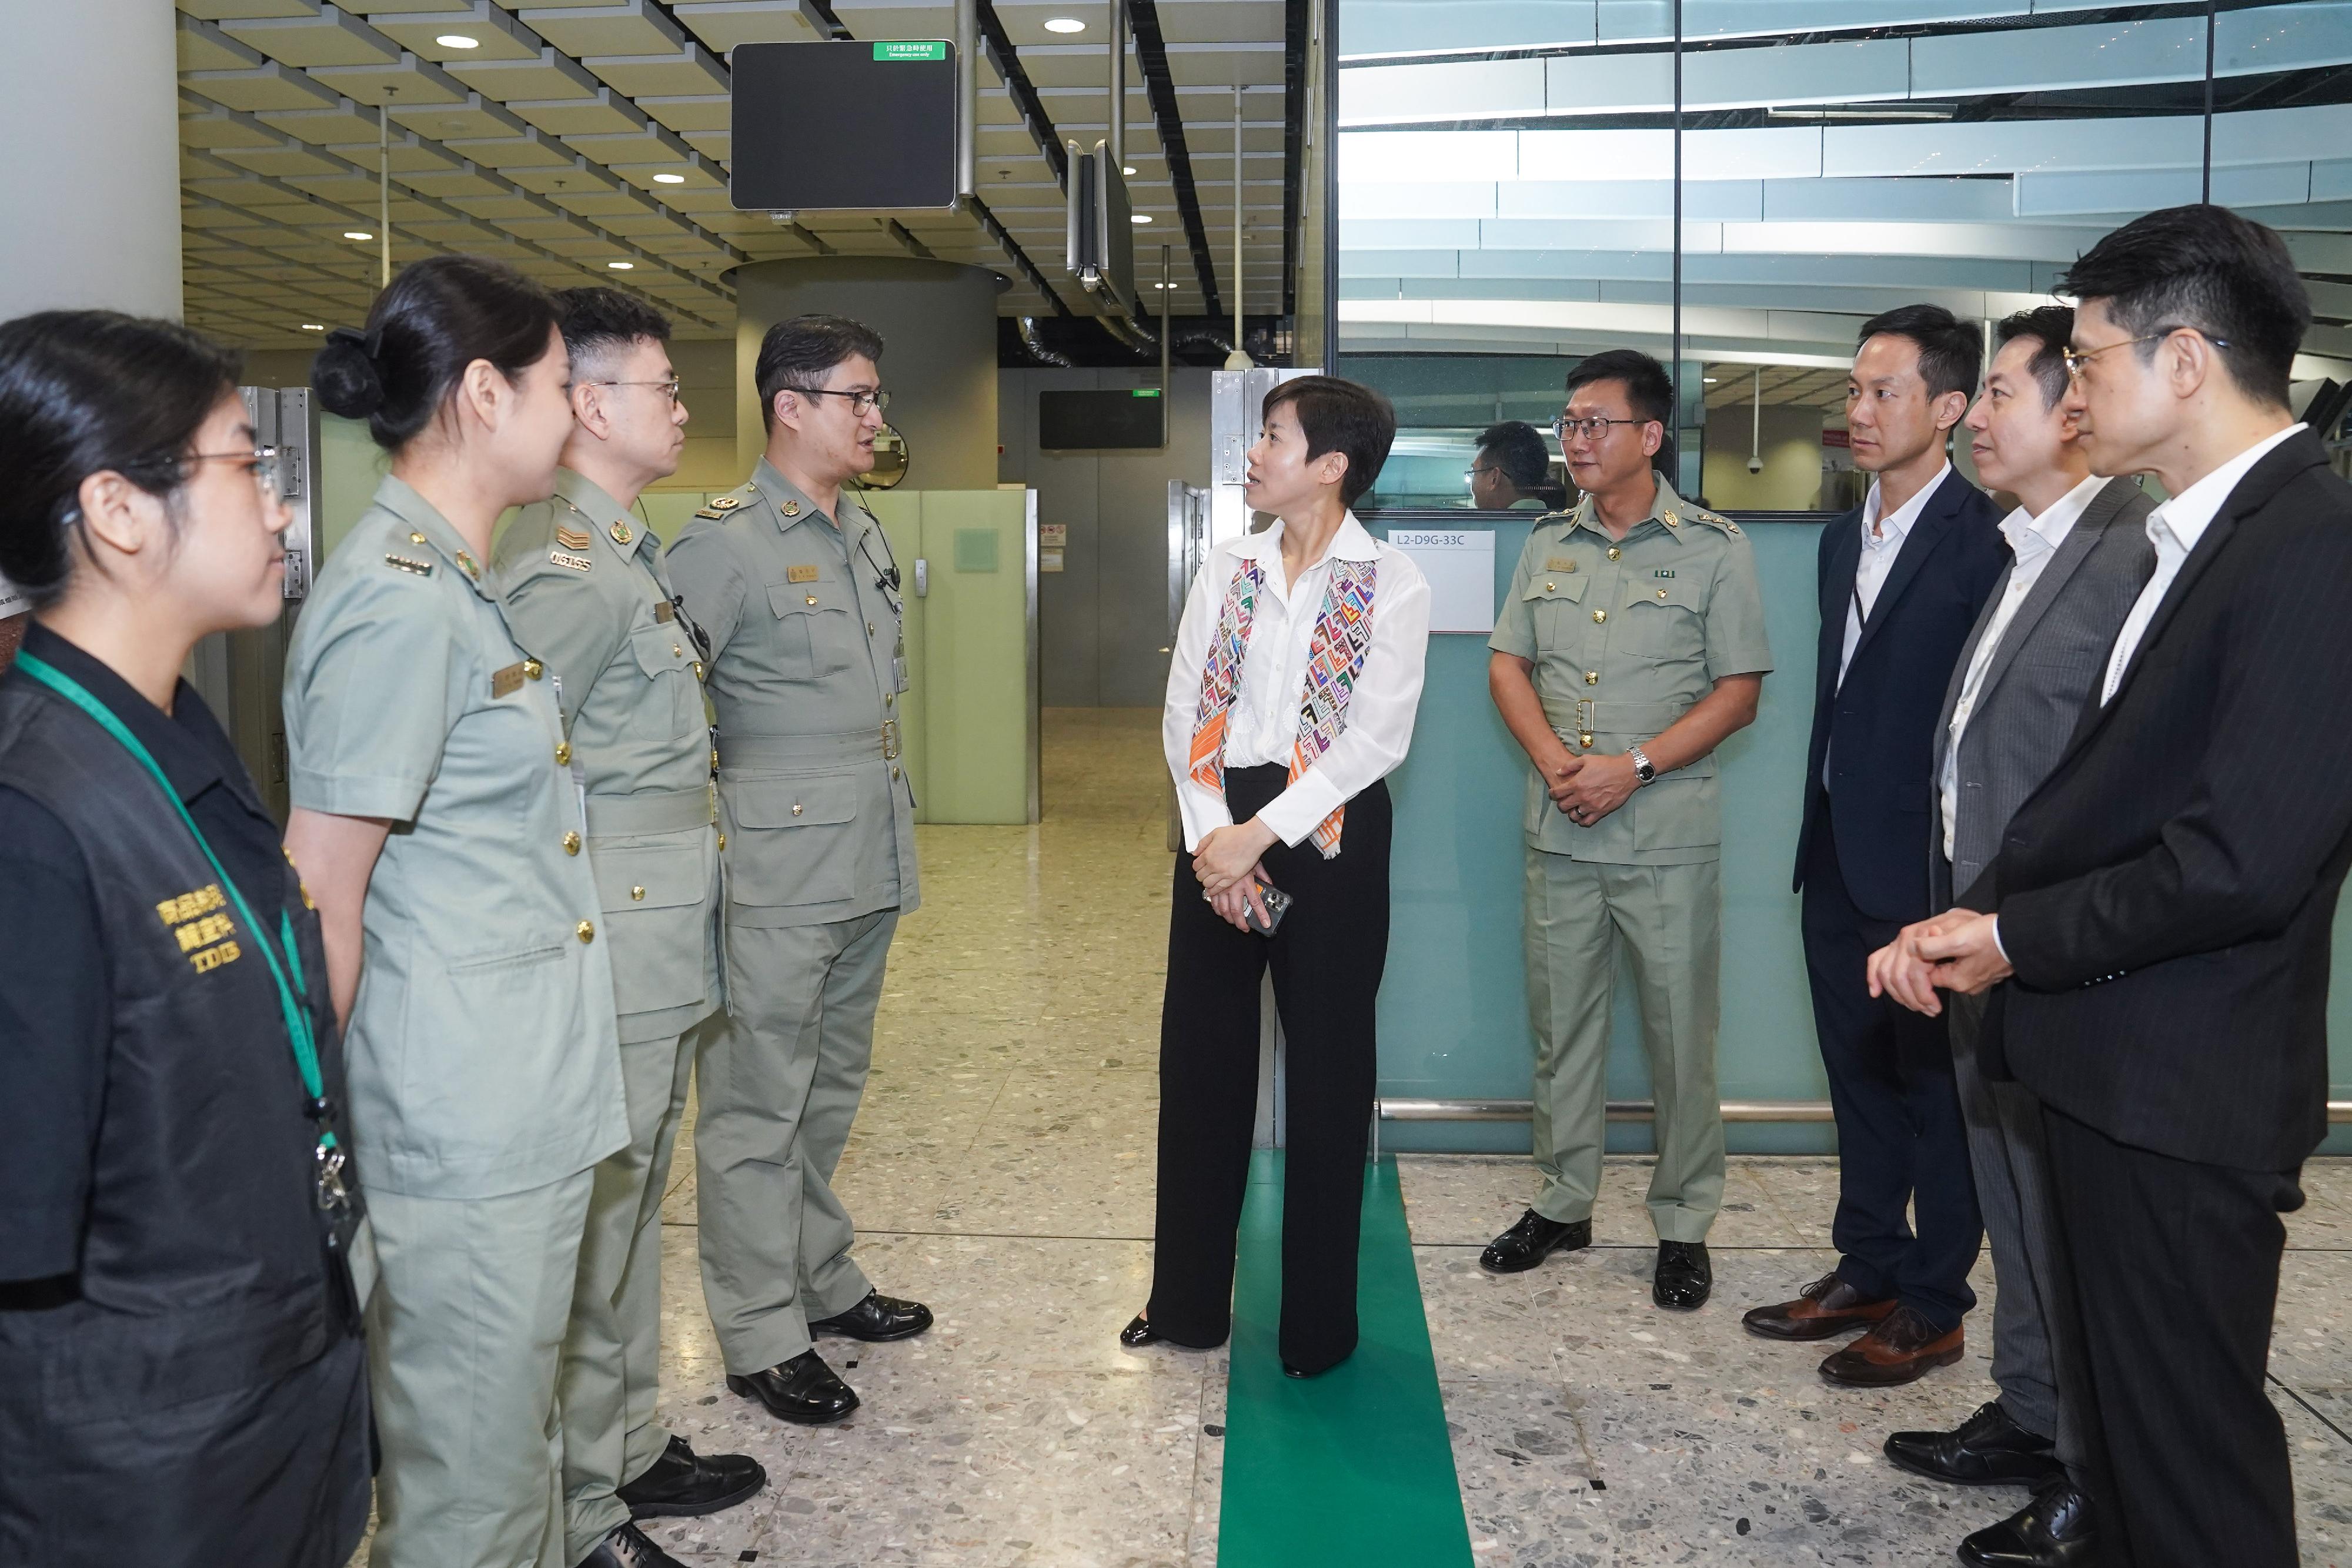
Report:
1333,1,2352,513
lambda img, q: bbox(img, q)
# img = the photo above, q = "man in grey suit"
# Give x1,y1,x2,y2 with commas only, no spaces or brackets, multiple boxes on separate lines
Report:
1869,306,2153,1568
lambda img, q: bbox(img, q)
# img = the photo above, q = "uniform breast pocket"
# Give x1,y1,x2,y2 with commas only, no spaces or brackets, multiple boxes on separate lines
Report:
1522,573,1589,642
723,774,860,908
1615,577,1706,661
590,844,709,1015
627,623,702,739
765,582,858,683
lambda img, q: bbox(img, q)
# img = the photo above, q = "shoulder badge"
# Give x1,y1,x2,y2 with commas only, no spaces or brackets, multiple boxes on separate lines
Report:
609,519,633,547
383,553,434,577
709,496,743,511
554,524,593,551
550,549,594,573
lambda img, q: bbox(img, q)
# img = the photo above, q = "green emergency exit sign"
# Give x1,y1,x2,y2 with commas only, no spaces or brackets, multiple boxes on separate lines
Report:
1132,388,1162,397
874,41,947,61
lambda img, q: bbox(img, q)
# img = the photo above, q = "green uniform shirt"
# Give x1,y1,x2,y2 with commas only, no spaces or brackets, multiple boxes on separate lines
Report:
1489,476,1773,864
492,469,721,1046
285,475,627,1199
664,458,920,929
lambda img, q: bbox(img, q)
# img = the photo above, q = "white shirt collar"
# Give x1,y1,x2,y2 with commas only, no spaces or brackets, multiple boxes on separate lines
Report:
1861,461,1950,550
2145,424,2304,556
1230,511,1380,566
2000,472,2107,561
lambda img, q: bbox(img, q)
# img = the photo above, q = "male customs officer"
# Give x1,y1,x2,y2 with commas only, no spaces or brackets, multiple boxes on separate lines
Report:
666,313,932,1427
491,290,763,1568
1482,350,1773,1310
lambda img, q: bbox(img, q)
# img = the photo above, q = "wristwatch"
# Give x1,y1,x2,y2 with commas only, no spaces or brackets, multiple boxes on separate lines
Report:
1628,744,1658,786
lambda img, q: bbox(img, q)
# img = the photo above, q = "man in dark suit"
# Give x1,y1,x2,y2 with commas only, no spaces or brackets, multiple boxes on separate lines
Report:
1897,205,2352,1568
1742,305,2009,1386
1869,306,2154,1567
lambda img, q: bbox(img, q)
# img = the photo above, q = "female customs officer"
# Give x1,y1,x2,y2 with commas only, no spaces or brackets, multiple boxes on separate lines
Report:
1125,376,1430,1377
282,256,629,1568
0,312,370,1565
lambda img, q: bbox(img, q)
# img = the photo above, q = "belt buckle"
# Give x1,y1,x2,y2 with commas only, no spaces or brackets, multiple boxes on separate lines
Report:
881,719,900,761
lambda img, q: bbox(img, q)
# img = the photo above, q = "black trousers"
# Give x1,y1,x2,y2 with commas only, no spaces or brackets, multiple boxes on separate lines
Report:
1798,814,1982,1329
1146,764,1390,1375
2036,1101,2297,1568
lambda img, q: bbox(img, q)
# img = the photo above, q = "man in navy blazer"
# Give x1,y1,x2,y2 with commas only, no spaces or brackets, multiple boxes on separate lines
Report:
1743,305,2009,1386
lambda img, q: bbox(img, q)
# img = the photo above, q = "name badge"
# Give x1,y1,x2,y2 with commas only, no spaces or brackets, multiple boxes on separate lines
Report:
787,564,820,583
492,663,526,698
654,600,676,622
1546,557,1577,571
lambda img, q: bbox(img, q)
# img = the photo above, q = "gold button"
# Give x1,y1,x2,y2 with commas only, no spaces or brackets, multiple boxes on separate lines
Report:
555,741,571,765
891,765,901,780
692,660,705,680
1585,671,1598,685
867,621,875,634
717,833,726,851
1544,580,1555,591
630,886,646,901
409,531,426,545
885,692,894,707
710,748,719,769
576,920,595,943
1608,547,1621,560
562,831,581,855
791,803,804,816
1657,588,1669,599
671,643,684,657
1592,609,1607,624
1578,731,1595,748
806,594,818,606
524,659,544,680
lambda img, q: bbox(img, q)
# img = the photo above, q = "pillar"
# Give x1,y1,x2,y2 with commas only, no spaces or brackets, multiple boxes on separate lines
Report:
733,258,1002,490
0,0,183,322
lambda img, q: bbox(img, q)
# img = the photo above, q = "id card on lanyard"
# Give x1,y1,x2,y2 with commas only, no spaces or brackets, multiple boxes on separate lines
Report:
16,652,376,1325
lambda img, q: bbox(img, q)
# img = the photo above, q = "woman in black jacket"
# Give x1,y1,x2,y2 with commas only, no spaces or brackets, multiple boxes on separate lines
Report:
0,310,370,1566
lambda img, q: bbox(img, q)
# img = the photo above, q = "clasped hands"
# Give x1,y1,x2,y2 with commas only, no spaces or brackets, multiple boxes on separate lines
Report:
1544,746,1638,827
1193,818,1278,932
1866,909,2013,1015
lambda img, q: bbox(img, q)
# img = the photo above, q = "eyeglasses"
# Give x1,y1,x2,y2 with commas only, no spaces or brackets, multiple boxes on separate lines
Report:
185,446,282,506
1552,414,1649,443
2062,327,2230,380
583,376,683,405
797,386,891,416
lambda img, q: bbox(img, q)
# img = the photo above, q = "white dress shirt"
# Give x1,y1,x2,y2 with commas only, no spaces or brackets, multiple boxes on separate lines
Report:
2100,423,2303,706
1162,513,1432,851
1939,473,2106,858
1838,462,1950,688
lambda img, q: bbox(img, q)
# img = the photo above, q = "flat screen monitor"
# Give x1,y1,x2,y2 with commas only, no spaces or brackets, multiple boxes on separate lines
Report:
1040,388,1166,450
731,41,957,212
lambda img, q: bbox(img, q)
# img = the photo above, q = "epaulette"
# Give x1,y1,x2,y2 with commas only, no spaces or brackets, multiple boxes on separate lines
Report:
1688,509,1743,536
693,490,754,523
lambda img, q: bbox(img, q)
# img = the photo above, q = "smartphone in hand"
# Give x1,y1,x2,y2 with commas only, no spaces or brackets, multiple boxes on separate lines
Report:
1245,878,1293,937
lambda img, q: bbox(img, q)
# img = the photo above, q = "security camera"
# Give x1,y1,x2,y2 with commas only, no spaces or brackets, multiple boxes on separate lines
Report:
1746,455,1764,475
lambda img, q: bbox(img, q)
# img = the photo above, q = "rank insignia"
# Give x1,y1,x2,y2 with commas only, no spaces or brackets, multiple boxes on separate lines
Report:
787,564,820,583
550,549,594,573
384,553,433,577
609,520,633,546
693,507,724,520
781,500,802,518
554,524,593,551
1654,569,1676,579
709,496,743,511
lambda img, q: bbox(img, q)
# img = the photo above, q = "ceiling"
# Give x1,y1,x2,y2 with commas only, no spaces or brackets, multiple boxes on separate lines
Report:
175,0,1301,349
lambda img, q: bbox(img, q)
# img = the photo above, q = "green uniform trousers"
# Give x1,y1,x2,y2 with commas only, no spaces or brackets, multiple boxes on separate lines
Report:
365,1169,596,1568
1524,851,1725,1243
559,1021,701,1565
696,909,897,1373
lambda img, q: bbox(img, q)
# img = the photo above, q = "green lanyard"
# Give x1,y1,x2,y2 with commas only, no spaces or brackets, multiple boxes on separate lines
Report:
17,653,342,1171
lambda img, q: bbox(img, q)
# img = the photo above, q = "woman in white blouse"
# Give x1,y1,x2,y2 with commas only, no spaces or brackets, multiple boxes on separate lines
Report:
1121,376,1430,1378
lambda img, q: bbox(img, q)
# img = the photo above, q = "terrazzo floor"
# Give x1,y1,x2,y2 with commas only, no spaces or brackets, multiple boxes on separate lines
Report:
399,707,2352,1566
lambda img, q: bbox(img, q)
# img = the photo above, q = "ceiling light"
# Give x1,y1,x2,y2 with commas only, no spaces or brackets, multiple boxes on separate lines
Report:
607,260,635,270
1702,376,1718,384
344,230,373,240
436,34,479,49
653,172,686,184
300,323,325,331
1122,165,1136,175
1131,213,1151,223
1043,17,1085,32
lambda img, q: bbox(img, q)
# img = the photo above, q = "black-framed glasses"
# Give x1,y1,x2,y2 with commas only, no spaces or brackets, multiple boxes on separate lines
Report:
797,386,891,416
1553,414,1649,443
583,376,683,405
2062,327,2230,380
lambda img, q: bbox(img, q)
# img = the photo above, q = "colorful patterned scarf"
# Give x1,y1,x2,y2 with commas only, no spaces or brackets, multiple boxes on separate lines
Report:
1187,553,1379,857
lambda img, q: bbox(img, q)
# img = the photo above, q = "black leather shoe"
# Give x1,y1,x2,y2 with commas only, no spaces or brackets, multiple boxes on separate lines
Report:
1479,1210,1592,1273
1885,1402,2063,1488
808,1290,933,1343
1652,1241,1712,1309
1120,1314,1159,1348
618,1434,767,1519
726,1350,859,1426
578,1522,689,1568
1957,1480,2097,1567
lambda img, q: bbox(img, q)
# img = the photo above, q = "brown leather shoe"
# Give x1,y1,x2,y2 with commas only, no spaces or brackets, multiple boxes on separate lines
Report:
1818,1304,1965,1388
1740,1271,1897,1342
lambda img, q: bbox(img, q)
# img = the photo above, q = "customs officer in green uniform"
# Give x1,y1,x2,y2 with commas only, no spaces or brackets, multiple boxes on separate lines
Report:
1478,350,1773,1311
282,258,627,1568
491,290,763,1568
665,314,931,1428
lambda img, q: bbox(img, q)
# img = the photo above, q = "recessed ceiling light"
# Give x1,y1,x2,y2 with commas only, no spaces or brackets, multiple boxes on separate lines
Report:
344,230,373,240
1702,376,1718,383
653,172,686,184
1122,165,1136,175
436,34,479,49
1044,17,1084,32
1131,213,1151,223
607,260,635,270
300,323,325,331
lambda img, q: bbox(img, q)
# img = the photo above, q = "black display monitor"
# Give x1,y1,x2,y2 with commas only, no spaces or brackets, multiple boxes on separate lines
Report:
731,41,958,212
1040,388,1166,450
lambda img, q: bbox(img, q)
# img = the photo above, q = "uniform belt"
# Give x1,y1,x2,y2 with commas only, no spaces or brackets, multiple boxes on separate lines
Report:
1555,700,1688,736
584,787,716,837
720,728,893,769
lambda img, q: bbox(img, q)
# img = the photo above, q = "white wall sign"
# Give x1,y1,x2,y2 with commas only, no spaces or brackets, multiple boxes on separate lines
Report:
1388,528,1496,634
